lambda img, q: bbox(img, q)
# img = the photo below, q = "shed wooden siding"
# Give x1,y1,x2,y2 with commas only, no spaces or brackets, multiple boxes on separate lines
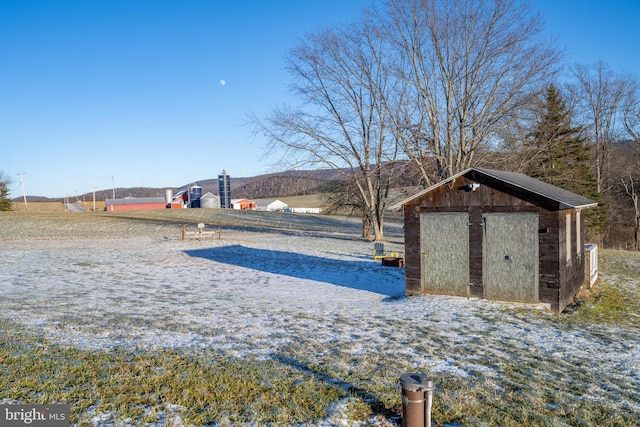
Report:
402,174,589,313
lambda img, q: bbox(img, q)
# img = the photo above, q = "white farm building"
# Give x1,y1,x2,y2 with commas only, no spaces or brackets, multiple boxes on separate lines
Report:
255,199,288,212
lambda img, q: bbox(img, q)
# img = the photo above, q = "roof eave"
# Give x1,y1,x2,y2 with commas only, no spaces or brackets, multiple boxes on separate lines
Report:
387,167,598,212
387,169,470,211
570,202,599,210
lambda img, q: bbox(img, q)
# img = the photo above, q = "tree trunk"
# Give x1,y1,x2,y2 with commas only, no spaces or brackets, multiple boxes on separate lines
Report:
634,214,639,251
371,216,384,241
622,175,640,250
633,193,640,251
362,211,373,240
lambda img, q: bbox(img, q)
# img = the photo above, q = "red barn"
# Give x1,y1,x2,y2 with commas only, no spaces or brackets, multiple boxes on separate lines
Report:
104,197,167,212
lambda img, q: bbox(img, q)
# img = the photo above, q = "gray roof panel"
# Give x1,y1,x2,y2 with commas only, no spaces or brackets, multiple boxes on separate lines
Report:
474,168,598,209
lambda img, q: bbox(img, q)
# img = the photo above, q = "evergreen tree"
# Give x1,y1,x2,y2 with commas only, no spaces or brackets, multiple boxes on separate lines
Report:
525,84,605,234
0,180,12,211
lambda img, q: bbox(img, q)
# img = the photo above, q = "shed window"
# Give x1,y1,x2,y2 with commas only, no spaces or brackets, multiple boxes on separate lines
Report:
566,213,572,263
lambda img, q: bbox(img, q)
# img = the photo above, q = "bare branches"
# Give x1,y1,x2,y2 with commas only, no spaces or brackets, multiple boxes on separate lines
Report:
621,173,640,250
623,77,640,141
382,0,562,185
569,61,637,193
252,15,401,240
253,0,564,237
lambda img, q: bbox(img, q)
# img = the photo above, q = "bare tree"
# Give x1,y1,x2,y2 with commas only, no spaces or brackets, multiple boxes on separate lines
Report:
322,179,373,238
621,171,640,251
253,15,401,241
620,79,640,249
380,0,561,185
569,61,635,194
623,77,640,141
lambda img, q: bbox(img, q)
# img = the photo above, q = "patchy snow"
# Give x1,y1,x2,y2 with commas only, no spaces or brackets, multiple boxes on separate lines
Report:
1,230,639,424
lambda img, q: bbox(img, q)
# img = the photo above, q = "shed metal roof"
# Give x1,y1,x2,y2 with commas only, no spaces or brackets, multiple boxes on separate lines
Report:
389,167,598,211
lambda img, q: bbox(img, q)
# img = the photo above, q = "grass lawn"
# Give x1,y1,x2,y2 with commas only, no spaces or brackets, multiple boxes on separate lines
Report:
0,211,638,426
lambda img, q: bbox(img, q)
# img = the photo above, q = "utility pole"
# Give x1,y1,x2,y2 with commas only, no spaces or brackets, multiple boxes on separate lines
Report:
17,172,27,211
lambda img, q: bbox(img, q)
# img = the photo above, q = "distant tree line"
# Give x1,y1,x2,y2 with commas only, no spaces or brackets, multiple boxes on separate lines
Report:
253,0,640,248
235,175,337,199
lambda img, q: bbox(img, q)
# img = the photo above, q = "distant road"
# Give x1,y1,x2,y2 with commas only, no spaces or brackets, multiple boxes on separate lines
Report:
65,202,87,212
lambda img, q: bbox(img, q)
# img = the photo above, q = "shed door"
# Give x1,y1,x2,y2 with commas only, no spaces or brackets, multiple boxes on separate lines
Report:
420,213,469,296
483,213,538,303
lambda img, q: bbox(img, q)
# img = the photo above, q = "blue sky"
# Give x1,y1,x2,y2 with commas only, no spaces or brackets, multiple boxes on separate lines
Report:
1,0,639,198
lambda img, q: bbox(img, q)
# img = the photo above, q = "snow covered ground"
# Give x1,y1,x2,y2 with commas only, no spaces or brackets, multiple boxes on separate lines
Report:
0,233,410,356
1,221,639,425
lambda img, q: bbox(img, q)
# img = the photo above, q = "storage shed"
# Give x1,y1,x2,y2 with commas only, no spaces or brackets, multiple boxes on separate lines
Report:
390,167,598,313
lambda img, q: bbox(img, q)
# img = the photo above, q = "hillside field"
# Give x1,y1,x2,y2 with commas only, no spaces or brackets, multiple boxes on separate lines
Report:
10,196,321,213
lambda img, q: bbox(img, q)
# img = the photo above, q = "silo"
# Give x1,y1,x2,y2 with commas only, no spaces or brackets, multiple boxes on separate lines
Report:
165,189,173,204
189,185,202,208
200,192,220,209
218,170,231,208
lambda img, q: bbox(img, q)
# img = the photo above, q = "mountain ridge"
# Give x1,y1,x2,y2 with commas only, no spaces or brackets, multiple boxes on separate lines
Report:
14,169,347,202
